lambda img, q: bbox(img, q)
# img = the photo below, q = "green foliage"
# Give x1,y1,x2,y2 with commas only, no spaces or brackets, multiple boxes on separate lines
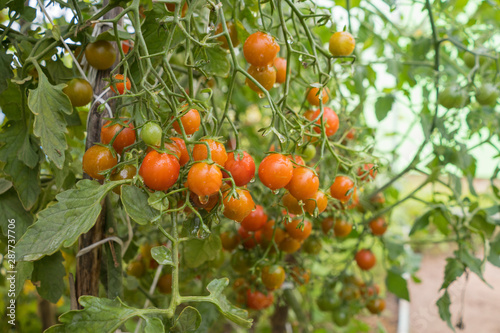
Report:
31,252,65,303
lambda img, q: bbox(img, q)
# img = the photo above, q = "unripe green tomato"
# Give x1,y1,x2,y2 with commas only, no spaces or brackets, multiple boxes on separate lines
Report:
475,83,499,106
317,294,342,311
463,49,488,69
63,78,93,107
302,237,322,254
210,250,226,269
302,145,316,162
230,250,251,274
438,85,469,109
141,122,163,146
332,308,350,327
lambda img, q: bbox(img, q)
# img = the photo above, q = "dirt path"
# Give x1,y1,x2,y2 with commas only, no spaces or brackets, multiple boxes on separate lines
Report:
409,252,500,333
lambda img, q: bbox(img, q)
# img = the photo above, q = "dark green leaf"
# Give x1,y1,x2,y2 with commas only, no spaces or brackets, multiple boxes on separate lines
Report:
487,235,500,267
121,185,160,225
15,261,33,299
436,291,454,331
0,188,33,237
455,248,489,285
201,47,230,78
441,258,464,289
0,178,12,195
386,269,409,301
375,94,395,121
32,252,65,303
171,306,202,332
184,234,221,268
409,210,431,235
0,49,14,94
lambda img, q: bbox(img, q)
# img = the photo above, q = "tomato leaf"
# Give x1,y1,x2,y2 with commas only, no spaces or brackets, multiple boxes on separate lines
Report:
409,210,432,235
487,234,500,268
440,258,465,289
171,306,202,332
374,94,395,121
0,121,41,210
31,252,65,303
0,188,33,237
201,47,230,78
0,179,12,195
121,185,160,225
0,49,14,94
15,261,33,299
151,246,174,266
184,234,221,268
455,248,490,286
16,180,119,261
27,70,72,169
45,296,166,333
385,269,409,301
202,278,252,328
436,290,454,331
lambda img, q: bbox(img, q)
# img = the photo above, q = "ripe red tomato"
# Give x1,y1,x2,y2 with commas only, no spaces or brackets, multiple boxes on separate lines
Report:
157,274,172,294
310,107,339,137
192,139,228,166
346,128,356,140
285,219,312,241
85,40,116,70
100,120,136,154
246,65,276,93
222,188,255,222
220,231,240,251
303,191,328,215
173,108,200,135
190,191,219,212
358,163,377,181
261,265,285,290
321,217,334,234
274,57,287,84
165,2,188,16
63,78,93,107
216,21,240,49
285,167,319,201
369,217,388,235
110,164,137,194
110,74,131,95
288,154,305,167
238,226,262,249
355,249,376,270
243,32,280,67
171,137,189,166
307,85,329,106
246,289,274,310
333,219,352,237
121,40,133,54
82,145,118,180
139,151,180,191
330,176,355,202
278,235,301,253
241,205,267,231
329,31,356,56
187,162,222,197
282,192,303,215
258,154,294,190
367,298,386,314
261,220,286,244
223,151,255,186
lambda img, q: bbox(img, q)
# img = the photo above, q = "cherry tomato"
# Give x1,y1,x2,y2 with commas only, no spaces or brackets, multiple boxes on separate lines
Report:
171,137,190,166
261,220,286,245
285,167,319,201
110,165,137,194
238,226,262,249
241,205,267,231
101,119,136,155
330,176,355,202
126,260,145,278
282,192,303,215
321,217,334,234
333,219,352,237
193,139,228,166
165,2,188,16
246,65,276,93
332,308,350,327
302,237,322,254
310,107,339,136
173,108,200,135
285,219,312,241
261,265,285,290
361,283,380,298
307,85,329,106
220,231,240,251
369,217,388,235
438,85,469,109
243,32,280,67
246,289,274,310
278,235,301,253
82,145,118,180
303,191,328,215
231,250,252,274
110,74,131,94
291,267,310,285
223,151,255,186
139,151,180,191
274,57,287,84
358,163,377,181
475,83,499,106
187,162,222,197
317,294,341,311
367,298,386,314
355,249,376,270
190,191,219,212
329,31,356,56
346,128,356,140
63,78,93,107
85,40,116,70
216,21,240,49
121,40,133,54
258,154,294,190
288,154,305,167
140,122,162,147
302,144,316,162
222,188,255,222
157,274,172,294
